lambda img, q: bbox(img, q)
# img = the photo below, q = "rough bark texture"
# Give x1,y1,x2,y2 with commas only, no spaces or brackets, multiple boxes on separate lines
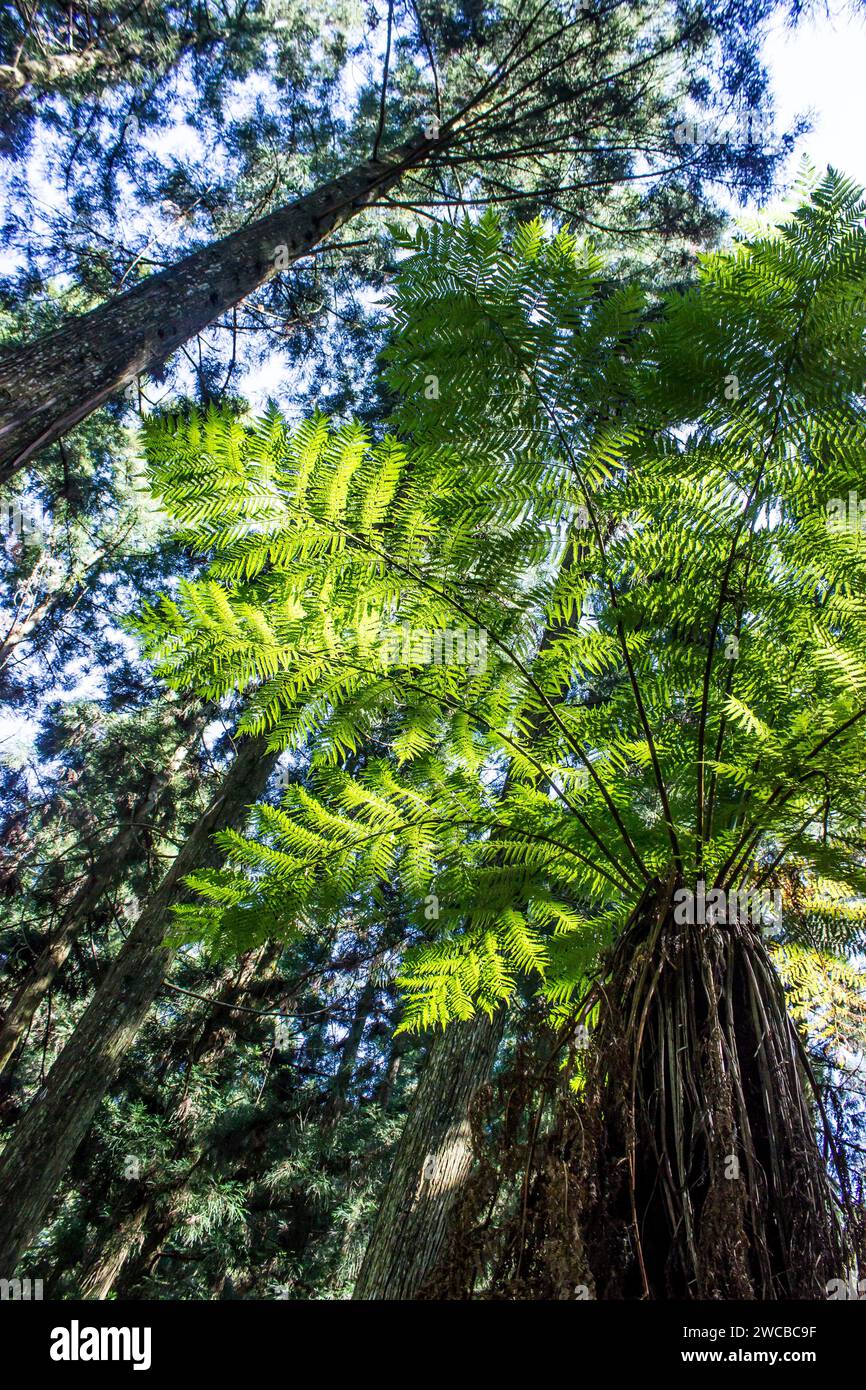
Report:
572,878,853,1299
0,129,443,480
79,1201,151,1302
0,708,202,1075
353,1009,504,1300
0,734,278,1274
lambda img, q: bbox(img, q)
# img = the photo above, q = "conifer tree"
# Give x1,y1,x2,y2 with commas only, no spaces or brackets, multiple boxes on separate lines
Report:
0,732,278,1271
0,0,785,478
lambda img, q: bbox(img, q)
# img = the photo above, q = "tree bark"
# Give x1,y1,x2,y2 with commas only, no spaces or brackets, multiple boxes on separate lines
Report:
79,1201,152,1301
0,707,203,1076
353,1009,504,1300
77,946,273,1299
352,589,574,1302
0,733,278,1273
0,128,446,481
328,971,378,1114
576,880,852,1299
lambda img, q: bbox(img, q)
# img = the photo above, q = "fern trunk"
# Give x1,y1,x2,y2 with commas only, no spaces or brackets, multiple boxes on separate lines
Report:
0,734,277,1274
353,1009,504,1300
577,879,851,1299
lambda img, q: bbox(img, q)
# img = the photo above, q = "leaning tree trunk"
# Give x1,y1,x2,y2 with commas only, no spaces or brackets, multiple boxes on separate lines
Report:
79,1202,152,1303
0,734,278,1273
326,909,403,1120
0,127,451,480
78,945,274,1300
0,707,203,1075
0,51,109,94
353,1009,505,1300
353,698,560,1300
572,876,853,1299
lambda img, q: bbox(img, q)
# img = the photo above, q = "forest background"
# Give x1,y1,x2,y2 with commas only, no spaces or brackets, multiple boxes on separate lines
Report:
2,0,866,1301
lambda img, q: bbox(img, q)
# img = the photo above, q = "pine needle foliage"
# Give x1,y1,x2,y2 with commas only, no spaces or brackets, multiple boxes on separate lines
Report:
132,172,866,1033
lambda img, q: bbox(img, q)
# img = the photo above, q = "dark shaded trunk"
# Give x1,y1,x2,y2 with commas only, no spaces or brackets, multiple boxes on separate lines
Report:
326,974,378,1119
0,129,445,480
77,945,274,1300
374,1022,410,1110
327,915,403,1118
0,734,278,1273
353,1009,505,1300
0,708,203,1076
573,878,852,1299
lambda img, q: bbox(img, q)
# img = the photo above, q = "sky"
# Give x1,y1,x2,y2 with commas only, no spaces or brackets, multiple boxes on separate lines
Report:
762,1,866,192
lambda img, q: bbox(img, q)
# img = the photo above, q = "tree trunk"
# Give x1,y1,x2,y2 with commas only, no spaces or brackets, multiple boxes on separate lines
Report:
0,733,278,1273
352,671,563,1302
575,877,852,1299
0,708,203,1076
328,973,377,1115
0,23,259,101
353,1009,504,1300
328,916,402,1118
0,560,57,672
0,542,112,676
374,1021,410,1110
0,129,447,480
79,1201,152,1301
77,946,273,1299
0,51,109,93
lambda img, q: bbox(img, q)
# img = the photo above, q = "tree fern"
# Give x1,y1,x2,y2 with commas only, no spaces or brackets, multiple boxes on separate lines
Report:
133,172,866,1039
